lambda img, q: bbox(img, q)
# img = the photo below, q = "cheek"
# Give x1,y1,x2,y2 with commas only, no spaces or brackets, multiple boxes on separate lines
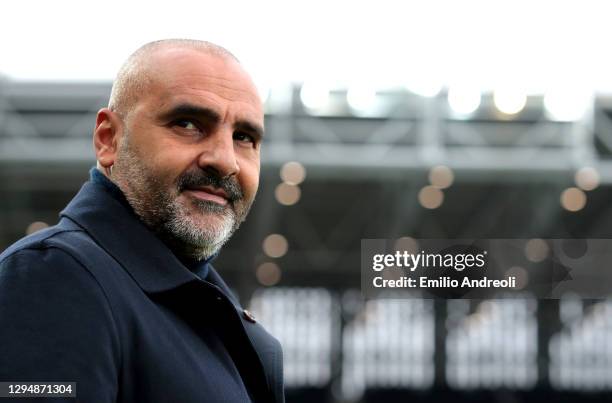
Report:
130,125,190,168
143,144,195,183
239,160,260,199
242,175,259,200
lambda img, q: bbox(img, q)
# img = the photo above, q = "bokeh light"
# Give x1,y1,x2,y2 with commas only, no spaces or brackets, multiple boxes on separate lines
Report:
418,186,444,209
428,165,454,189
560,187,587,212
574,167,600,191
263,233,289,258
280,161,306,185
256,262,282,286
525,239,549,263
544,88,592,121
300,81,330,110
275,183,301,206
346,85,377,112
493,88,527,115
26,221,48,235
447,85,481,115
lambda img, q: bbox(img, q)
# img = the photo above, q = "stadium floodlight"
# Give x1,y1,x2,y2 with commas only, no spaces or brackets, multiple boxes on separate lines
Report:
447,85,481,116
543,87,592,122
346,84,378,113
300,81,331,110
405,76,443,98
493,88,527,115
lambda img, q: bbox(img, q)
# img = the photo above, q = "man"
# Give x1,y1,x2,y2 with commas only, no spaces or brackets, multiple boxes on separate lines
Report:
0,39,284,402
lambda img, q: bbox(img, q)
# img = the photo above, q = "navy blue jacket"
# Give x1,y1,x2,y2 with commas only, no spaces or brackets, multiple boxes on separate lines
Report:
0,175,284,402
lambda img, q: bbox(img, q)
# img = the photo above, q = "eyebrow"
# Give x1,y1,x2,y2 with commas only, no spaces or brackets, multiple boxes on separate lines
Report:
159,103,264,139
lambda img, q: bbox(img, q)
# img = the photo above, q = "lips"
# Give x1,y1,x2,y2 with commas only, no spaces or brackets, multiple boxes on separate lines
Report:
184,186,229,206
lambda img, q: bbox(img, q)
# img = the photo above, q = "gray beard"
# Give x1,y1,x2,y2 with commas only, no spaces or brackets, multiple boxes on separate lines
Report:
159,197,236,261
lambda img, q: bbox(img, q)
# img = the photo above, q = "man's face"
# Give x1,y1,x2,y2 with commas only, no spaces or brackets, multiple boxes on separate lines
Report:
111,49,264,260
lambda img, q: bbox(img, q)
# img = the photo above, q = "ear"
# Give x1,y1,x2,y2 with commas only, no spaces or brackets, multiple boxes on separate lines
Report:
93,108,123,170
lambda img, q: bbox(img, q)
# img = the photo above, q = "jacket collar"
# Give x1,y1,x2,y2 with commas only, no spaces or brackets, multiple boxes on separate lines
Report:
60,171,204,294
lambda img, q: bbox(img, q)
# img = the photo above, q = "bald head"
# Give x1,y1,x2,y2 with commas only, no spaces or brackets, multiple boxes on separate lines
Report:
108,39,239,118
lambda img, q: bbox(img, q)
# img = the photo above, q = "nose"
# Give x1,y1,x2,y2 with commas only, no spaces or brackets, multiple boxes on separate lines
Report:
196,128,240,179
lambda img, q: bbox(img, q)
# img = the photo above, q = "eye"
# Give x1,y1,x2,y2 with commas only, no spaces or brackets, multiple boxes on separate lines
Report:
174,119,199,131
233,131,256,145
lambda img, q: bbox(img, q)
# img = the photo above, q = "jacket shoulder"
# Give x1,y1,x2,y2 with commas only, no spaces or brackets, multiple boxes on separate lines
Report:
0,225,115,317
0,220,113,283
0,224,77,263
0,228,121,400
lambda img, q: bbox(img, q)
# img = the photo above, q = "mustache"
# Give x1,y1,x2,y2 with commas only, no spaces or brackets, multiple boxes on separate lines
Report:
177,169,244,202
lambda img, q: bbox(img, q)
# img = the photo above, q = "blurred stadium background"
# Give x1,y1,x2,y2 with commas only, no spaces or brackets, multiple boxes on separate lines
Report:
2,1,612,402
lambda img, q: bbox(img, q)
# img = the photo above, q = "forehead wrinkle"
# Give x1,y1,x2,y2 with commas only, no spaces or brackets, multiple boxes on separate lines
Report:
161,71,261,103
108,40,241,118
158,88,259,117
